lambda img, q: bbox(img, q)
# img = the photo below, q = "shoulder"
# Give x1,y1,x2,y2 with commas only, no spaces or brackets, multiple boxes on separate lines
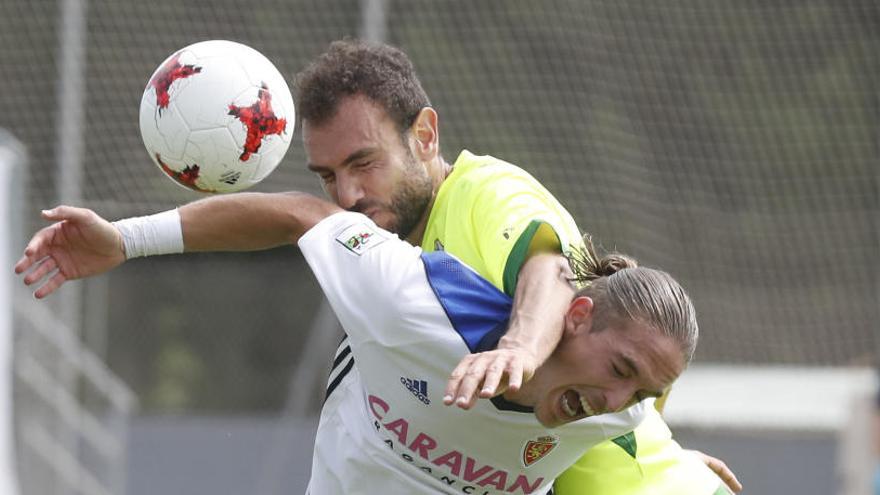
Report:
298,211,399,261
298,211,425,304
449,150,538,186
441,151,551,211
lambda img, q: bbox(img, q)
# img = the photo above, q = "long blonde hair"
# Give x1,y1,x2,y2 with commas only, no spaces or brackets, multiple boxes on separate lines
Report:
568,236,699,361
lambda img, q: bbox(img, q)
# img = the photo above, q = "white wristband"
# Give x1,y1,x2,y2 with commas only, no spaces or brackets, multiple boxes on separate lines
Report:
113,209,184,259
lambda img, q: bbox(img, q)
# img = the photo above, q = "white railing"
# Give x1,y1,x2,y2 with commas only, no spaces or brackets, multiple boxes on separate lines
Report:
14,292,137,495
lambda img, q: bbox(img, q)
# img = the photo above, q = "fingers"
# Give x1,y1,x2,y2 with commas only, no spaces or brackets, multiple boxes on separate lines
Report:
455,356,505,408
444,355,479,408
22,256,57,286
42,205,88,222
14,205,79,296
478,361,507,398
15,226,57,275
16,255,66,299
693,450,743,493
444,350,534,410
34,269,68,299
15,205,75,274
17,254,67,299
504,359,524,393
13,253,35,275
714,461,742,493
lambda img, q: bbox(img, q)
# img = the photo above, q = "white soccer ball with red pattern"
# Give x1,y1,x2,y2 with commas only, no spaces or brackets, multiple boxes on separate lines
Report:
139,40,295,193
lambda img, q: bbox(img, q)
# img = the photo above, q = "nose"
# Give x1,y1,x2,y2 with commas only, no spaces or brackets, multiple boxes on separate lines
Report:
335,173,364,210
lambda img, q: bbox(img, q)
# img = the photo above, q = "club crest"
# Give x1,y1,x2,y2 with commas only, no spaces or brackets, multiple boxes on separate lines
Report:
522,435,558,467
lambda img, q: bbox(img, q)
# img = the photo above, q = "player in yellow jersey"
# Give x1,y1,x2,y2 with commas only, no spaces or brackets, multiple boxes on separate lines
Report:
421,151,736,495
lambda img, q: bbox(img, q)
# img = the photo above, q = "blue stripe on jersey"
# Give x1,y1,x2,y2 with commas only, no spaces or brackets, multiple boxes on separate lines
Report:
420,251,513,353
421,251,534,413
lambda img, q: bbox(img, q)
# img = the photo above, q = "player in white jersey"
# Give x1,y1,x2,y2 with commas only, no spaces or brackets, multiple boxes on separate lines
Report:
17,193,697,494
302,212,650,494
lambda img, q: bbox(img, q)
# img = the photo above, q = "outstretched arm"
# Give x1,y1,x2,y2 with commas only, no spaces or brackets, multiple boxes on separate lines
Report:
444,252,574,408
178,192,339,252
15,192,340,298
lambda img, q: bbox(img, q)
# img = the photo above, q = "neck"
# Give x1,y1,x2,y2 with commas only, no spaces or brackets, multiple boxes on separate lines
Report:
404,157,452,245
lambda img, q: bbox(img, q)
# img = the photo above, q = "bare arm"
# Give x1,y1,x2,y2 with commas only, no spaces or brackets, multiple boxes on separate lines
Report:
179,191,340,251
499,252,574,369
444,252,574,408
15,192,340,298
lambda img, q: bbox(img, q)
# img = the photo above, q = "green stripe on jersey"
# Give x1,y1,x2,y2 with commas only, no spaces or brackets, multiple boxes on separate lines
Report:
611,431,638,459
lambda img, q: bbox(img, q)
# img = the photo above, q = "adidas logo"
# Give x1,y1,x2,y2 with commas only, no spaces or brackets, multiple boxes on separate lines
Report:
400,377,430,405
219,170,242,185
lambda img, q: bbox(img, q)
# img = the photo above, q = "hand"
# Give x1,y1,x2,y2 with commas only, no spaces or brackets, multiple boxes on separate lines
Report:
443,347,537,410
14,206,126,298
443,253,571,410
689,449,743,493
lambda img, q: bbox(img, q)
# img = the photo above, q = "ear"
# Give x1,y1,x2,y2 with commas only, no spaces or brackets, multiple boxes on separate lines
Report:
563,296,594,338
410,107,439,161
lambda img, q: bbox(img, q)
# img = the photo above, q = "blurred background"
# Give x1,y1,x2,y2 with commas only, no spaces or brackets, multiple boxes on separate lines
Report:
1,0,878,494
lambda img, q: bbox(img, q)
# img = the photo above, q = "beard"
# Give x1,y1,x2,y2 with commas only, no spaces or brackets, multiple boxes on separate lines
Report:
349,151,433,240
388,159,433,239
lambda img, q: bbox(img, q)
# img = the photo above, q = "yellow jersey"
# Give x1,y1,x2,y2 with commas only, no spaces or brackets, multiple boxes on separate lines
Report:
421,150,582,295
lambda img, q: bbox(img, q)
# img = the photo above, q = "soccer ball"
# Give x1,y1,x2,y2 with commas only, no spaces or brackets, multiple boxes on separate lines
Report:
139,40,295,193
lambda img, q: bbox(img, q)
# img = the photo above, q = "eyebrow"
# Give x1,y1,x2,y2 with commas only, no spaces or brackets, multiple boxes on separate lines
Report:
307,148,378,173
621,354,664,399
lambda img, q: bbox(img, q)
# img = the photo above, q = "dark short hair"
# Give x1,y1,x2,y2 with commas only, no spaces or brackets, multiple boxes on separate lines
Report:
295,39,431,134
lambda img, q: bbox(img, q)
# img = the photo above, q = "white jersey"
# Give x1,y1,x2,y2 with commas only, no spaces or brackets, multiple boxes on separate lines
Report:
299,212,645,495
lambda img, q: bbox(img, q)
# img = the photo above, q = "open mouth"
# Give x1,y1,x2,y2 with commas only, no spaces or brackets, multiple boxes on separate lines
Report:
561,390,597,418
